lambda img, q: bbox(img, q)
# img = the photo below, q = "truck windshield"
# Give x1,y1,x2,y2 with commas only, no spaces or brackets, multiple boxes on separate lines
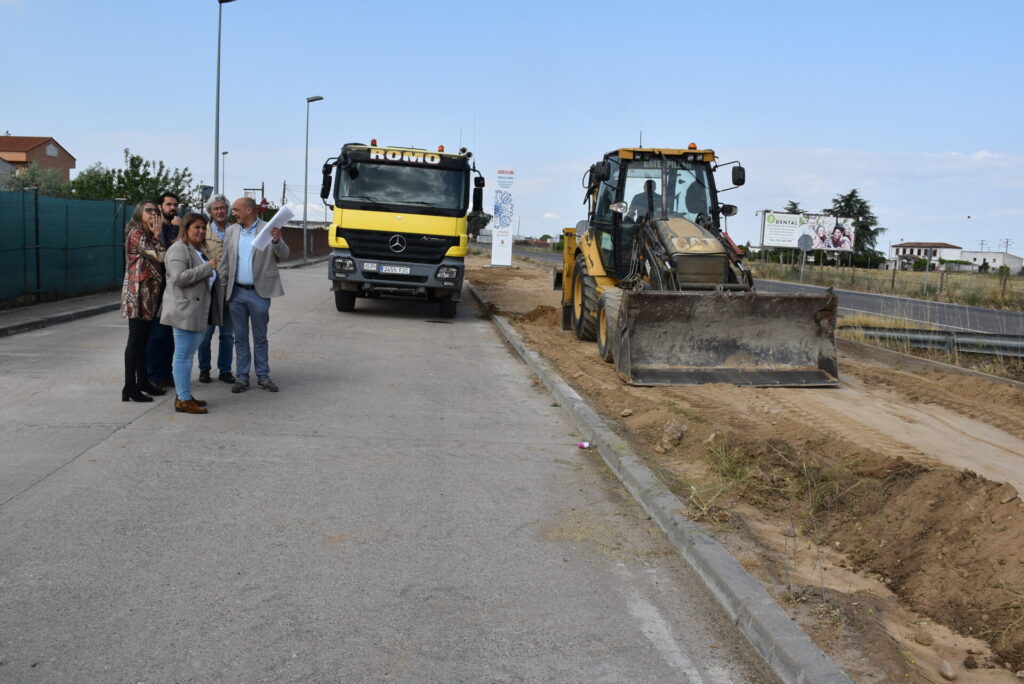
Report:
622,158,713,225
337,163,468,215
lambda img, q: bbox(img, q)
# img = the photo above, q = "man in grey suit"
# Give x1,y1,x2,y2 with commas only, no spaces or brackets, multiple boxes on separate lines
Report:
222,197,290,393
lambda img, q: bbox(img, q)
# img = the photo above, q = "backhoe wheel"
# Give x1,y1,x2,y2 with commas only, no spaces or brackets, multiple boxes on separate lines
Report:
597,289,624,363
438,298,457,318
570,253,598,341
335,290,356,312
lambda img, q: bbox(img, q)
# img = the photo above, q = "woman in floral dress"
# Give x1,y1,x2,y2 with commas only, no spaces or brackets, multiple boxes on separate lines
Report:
121,200,167,402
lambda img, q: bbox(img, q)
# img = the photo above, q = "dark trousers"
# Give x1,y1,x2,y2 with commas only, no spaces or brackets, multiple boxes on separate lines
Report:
125,318,153,390
146,317,175,383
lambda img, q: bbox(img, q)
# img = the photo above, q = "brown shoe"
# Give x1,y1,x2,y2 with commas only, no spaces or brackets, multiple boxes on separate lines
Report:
190,397,208,407
175,398,208,414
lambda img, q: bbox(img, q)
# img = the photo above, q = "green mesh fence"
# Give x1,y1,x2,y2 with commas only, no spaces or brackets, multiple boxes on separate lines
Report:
0,191,132,304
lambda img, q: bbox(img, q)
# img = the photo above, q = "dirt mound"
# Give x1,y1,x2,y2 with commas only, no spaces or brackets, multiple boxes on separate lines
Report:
467,256,1024,681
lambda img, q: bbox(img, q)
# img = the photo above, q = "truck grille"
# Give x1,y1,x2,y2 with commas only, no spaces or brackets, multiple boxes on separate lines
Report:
339,229,458,264
363,272,428,284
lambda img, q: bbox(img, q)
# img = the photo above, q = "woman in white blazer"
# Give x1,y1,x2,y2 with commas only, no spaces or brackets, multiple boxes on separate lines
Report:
160,213,224,414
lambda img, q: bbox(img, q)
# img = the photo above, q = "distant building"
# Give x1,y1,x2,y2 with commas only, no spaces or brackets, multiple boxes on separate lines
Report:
0,136,76,181
888,242,961,270
0,157,16,180
960,250,1023,273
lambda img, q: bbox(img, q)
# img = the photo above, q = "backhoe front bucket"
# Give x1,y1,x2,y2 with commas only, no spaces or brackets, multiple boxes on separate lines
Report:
614,290,839,386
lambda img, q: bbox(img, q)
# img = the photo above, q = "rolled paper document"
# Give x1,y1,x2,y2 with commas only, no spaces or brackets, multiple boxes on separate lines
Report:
253,205,295,251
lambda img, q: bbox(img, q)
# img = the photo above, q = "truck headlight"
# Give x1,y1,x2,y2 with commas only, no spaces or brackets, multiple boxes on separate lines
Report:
435,265,460,279
333,257,356,273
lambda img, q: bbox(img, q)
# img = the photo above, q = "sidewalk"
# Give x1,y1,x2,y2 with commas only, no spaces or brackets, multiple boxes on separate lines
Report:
0,256,328,338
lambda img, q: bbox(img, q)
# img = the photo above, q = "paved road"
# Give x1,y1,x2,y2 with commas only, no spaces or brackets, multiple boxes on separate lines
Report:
0,267,775,682
513,248,1024,335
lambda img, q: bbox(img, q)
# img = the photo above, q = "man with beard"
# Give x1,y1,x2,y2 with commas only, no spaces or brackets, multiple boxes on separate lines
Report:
147,191,180,388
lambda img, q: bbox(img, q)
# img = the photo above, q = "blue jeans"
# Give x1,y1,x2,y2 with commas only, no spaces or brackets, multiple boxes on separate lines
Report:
198,315,233,374
171,328,204,401
228,287,271,382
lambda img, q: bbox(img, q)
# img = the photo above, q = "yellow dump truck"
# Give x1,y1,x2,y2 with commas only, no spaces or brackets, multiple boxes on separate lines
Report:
320,141,485,317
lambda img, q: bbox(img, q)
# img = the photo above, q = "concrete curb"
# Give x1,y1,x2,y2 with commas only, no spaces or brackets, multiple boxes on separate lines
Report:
466,280,852,684
0,302,121,337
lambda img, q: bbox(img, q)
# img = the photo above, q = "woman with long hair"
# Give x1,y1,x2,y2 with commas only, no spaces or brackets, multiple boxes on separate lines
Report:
160,213,224,414
121,201,168,402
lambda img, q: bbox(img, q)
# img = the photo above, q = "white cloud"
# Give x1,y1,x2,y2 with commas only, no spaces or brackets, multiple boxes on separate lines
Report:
542,212,559,219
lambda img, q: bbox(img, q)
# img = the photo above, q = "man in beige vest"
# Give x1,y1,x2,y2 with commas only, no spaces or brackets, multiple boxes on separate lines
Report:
221,197,290,393
197,194,235,384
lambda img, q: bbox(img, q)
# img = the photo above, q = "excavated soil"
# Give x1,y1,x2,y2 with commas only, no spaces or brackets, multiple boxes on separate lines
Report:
467,256,1024,683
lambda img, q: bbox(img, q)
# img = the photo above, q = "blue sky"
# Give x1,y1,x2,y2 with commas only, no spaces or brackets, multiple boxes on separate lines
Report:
3,0,1022,252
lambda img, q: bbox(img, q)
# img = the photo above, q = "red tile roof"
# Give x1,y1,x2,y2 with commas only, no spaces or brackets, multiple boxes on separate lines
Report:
0,136,53,153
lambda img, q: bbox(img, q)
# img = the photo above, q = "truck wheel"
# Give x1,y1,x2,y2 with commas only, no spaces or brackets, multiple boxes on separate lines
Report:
597,289,624,363
335,290,356,312
571,254,598,341
439,298,457,318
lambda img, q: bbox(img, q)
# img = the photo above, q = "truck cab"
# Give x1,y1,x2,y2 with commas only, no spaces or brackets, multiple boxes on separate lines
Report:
321,142,484,317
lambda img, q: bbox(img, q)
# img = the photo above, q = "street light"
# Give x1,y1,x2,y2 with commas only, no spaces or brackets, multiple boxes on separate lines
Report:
214,0,237,195
221,151,228,197
303,95,324,262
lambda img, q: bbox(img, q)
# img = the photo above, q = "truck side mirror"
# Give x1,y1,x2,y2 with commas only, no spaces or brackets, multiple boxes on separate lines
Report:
719,204,738,217
472,186,483,213
732,165,746,187
319,164,333,201
474,176,485,189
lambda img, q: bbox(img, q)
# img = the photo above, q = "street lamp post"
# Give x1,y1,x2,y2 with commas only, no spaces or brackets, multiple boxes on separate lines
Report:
303,95,324,262
221,151,228,197
214,0,236,195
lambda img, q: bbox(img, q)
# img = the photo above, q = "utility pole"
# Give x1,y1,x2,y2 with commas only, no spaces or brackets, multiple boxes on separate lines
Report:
1002,238,1013,253
281,180,287,205
979,239,987,252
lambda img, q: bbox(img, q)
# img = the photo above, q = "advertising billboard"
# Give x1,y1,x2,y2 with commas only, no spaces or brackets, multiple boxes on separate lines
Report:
760,212,855,252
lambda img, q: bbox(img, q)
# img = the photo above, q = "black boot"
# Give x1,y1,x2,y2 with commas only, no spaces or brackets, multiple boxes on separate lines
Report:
122,384,154,402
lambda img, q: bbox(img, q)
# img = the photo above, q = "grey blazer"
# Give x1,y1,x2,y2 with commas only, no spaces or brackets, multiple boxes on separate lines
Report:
159,241,224,332
222,219,290,300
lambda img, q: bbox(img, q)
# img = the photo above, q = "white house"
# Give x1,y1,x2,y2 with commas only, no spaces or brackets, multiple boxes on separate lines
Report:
960,250,1024,273
888,242,961,270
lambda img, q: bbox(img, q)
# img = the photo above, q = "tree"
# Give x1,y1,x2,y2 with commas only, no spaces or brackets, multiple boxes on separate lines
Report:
70,162,117,200
783,200,803,214
69,149,201,206
822,189,885,254
539,234,553,242
113,149,200,206
467,210,492,238
0,163,72,197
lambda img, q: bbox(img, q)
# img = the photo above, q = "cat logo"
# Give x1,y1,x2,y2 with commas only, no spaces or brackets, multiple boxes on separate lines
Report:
369,148,441,165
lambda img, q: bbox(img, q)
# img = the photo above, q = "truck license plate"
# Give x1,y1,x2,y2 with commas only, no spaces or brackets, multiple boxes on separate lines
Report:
381,265,411,275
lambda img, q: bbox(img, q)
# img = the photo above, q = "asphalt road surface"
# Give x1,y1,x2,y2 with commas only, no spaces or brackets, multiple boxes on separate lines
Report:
512,248,1023,334
0,267,775,682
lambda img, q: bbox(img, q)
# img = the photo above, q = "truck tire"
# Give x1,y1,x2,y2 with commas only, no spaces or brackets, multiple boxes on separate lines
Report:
571,253,598,341
439,298,457,318
335,290,356,312
597,289,624,363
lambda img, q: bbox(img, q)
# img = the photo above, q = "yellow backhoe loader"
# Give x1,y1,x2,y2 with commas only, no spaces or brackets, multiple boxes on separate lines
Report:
557,145,838,386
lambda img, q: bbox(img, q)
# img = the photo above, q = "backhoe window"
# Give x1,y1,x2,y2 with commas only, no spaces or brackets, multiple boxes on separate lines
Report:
336,162,468,216
622,159,713,225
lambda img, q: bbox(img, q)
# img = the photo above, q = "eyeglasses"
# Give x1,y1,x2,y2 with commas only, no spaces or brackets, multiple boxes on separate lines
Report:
144,208,159,214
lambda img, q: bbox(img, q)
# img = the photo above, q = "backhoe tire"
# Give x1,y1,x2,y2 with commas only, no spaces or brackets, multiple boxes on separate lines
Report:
571,254,598,341
597,289,624,363
335,290,356,312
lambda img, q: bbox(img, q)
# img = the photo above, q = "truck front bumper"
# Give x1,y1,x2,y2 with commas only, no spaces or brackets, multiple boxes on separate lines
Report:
327,249,464,301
